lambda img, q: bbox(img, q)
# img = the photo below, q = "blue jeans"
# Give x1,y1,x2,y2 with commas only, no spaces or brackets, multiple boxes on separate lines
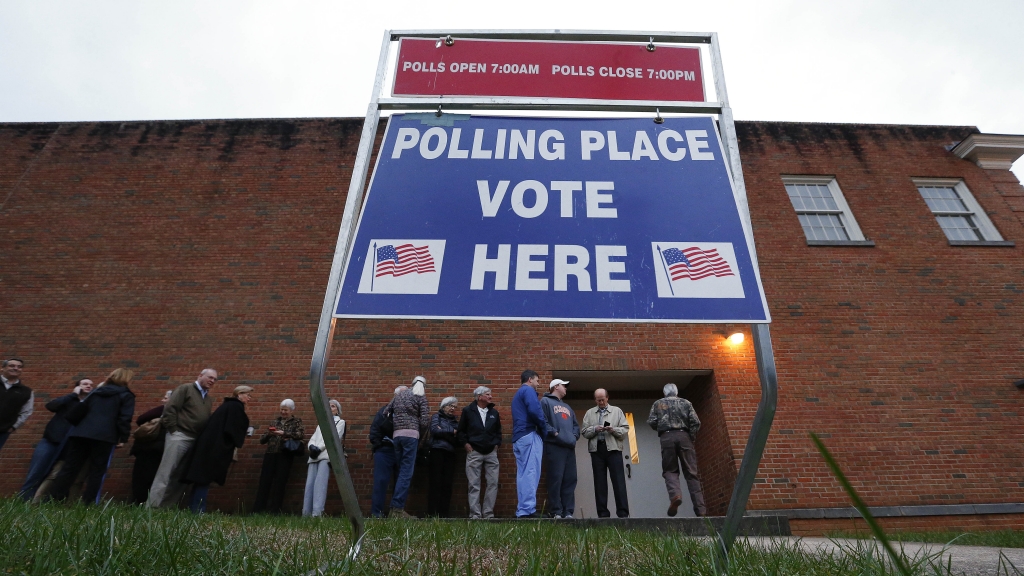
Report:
513,432,544,516
371,446,398,517
190,485,210,513
20,438,62,500
391,436,418,510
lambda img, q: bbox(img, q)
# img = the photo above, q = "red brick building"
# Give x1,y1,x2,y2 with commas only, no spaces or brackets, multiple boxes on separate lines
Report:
2,117,1022,533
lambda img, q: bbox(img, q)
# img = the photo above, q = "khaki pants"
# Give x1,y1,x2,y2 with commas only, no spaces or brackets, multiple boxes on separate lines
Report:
33,460,89,504
466,449,499,518
147,431,194,508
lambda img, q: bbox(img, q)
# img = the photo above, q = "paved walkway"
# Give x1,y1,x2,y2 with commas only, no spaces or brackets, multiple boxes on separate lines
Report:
741,537,1024,575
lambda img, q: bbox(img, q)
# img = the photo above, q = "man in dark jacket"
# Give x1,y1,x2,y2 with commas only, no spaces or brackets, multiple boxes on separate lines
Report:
457,385,502,519
540,378,579,518
0,358,33,453
50,369,136,504
181,386,252,513
18,379,92,500
369,387,402,517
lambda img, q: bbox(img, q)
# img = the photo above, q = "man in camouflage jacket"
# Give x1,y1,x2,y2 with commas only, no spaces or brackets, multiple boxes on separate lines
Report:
647,383,706,517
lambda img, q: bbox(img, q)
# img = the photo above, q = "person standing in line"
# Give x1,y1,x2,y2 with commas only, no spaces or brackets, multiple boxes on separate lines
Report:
369,387,403,518
253,398,304,514
426,396,459,517
147,369,217,508
540,378,579,519
19,378,92,500
581,388,630,518
388,376,429,519
511,369,548,518
303,399,344,517
0,358,33,453
181,386,253,513
647,383,706,517
129,390,173,504
49,369,136,504
457,386,501,519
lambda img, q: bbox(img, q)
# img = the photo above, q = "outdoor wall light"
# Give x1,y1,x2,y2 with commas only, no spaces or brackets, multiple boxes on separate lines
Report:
727,332,745,345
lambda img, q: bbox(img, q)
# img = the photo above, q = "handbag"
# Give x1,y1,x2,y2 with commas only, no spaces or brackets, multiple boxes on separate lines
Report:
307,445,323,459
133,418,163,442
283,438,304,455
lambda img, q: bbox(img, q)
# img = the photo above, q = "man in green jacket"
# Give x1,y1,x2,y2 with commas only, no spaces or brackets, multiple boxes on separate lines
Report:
647,383,705,517
146,368,216,508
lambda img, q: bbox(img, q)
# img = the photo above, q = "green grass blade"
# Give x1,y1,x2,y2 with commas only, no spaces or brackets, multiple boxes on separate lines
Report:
810,431,911,576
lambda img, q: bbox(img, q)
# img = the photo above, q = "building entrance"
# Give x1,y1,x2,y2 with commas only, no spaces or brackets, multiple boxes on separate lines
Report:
557,370,714,519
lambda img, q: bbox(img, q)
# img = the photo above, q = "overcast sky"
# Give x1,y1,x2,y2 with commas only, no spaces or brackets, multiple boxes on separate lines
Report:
2,0,1021,177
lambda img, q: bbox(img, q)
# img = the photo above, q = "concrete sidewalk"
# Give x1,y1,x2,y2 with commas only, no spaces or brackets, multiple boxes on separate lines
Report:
741,537,1024,576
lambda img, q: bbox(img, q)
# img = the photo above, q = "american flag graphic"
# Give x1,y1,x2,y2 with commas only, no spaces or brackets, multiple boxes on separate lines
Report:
375,244,436,277
662,246,735,281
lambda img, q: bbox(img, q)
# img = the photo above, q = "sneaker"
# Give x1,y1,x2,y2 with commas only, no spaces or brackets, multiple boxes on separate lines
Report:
517,512,542,519
667,497,683,517
389,507,415,519
563,514,574,519
552,514,562,519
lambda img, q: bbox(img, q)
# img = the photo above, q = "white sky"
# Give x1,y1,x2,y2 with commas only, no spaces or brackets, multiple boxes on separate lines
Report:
2,0,1022,178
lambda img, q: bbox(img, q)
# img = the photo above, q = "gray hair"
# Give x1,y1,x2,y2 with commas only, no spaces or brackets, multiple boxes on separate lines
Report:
473,386,492,399
329,399,342,416
663,383,678,398
440,396,458,410
280,398,296,410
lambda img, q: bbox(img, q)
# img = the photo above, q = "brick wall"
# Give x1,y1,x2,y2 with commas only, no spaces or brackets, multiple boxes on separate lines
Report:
2,118,1022,528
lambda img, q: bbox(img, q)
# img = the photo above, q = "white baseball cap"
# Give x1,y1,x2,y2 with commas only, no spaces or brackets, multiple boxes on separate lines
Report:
548,378,570,390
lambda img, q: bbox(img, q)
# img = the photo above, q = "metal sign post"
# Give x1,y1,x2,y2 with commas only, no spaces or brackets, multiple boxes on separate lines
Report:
309,30,778,560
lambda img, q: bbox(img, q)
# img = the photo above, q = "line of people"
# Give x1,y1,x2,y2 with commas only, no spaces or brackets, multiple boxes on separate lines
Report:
3,357,705,518
2,362,346,517
370,370,706,519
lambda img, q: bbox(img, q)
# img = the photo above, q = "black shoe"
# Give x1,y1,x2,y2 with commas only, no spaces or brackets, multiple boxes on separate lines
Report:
517,512,542,519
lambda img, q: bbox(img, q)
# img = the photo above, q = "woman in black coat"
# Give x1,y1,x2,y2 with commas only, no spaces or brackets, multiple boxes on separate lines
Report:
130,389,172,504
427,396,459,517
181,386,252,513
50,368,136,505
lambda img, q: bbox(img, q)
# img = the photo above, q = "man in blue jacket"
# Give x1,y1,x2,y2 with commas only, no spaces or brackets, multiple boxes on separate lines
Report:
510,369,547,518
541,378,580,518
19,378,93,500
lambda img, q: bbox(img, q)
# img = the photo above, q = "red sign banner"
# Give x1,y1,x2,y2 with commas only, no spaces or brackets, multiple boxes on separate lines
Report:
393,38,705,102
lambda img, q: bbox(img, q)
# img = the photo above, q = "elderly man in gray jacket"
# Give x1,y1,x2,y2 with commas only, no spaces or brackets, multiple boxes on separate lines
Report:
581,388,630,518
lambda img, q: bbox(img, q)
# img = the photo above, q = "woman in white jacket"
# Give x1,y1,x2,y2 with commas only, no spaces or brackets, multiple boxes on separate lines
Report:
302,399,345,517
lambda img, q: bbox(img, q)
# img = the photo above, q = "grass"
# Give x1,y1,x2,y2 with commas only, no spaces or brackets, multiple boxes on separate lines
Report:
2,498,1024,575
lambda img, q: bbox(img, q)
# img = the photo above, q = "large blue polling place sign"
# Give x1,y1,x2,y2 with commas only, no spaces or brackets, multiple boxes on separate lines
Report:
333,114,770,323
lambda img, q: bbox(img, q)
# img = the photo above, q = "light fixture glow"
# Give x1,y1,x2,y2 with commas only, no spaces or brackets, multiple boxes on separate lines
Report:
727,332,745,345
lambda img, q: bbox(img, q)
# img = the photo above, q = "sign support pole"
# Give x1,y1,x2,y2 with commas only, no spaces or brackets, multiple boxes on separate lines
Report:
308,29,393,550
709,33,780,558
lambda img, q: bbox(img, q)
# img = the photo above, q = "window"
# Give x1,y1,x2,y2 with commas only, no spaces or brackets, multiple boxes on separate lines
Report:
914,179,1003,243
782,176,869,244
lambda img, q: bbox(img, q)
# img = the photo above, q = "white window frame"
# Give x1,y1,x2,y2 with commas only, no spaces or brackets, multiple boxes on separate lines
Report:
913,178,1003,243
781,175,867,243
